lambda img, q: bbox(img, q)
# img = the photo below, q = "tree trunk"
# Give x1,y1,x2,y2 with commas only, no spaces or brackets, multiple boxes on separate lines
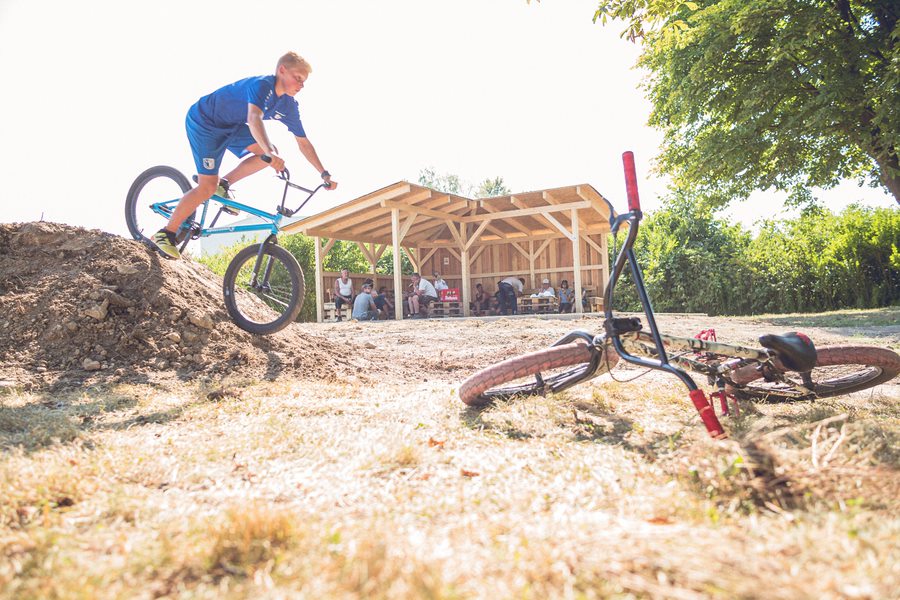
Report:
874,152,900,205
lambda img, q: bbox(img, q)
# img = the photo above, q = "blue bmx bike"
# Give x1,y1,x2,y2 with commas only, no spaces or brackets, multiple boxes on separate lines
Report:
125,163,327,334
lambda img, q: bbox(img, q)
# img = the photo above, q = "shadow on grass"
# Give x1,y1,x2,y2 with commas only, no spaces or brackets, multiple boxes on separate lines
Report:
750,399,900,466
459,398,682,459
0,383,220,454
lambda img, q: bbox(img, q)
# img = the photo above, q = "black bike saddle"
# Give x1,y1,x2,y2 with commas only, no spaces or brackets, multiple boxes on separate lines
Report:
759,332,817,372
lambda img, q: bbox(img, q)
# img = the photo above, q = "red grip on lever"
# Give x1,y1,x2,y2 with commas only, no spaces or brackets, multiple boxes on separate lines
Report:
689,389,727,439
622,151,641,212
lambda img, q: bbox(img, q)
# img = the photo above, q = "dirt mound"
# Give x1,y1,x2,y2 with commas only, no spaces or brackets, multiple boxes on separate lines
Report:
0,222,365,390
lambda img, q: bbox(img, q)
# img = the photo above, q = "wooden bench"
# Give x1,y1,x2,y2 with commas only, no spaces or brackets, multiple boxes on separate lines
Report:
323,301,338,321
587,296,604,313
428,301,462,318
519,296,559,315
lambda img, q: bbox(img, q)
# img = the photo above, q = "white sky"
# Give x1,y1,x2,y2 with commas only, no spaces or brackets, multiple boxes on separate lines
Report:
0,0,894,237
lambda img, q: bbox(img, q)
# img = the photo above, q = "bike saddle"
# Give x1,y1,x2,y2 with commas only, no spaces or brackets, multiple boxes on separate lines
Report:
759,332,817,372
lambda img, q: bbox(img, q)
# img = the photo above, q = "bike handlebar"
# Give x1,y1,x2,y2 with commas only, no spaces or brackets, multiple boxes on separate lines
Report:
622,151,641,212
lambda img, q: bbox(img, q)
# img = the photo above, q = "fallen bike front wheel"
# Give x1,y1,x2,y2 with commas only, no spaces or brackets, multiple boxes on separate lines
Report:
459,342,616,407
223,243,305,335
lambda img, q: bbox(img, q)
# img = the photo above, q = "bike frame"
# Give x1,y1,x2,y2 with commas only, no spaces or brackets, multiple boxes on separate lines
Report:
151,195,283,238
149,171,326,241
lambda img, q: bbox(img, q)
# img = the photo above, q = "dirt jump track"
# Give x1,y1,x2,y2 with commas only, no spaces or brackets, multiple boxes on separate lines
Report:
0,222,368,391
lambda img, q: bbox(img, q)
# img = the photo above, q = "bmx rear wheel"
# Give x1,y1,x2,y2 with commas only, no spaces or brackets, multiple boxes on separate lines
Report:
125,166,195,252
732,345,900,402
223,243,305,335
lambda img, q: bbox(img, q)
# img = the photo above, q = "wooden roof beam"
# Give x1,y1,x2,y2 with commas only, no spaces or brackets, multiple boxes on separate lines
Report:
460,200,591,223
287,182,411,234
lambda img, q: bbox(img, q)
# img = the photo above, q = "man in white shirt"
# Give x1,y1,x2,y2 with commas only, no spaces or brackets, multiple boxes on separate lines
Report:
432,272,449,292
409,272,439,318
333,268,353,322
497,276,525,315
532,278,555,298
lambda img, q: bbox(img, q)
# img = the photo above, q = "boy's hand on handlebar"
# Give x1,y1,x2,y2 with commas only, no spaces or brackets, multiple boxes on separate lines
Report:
263,153,286,172
322,172,337,190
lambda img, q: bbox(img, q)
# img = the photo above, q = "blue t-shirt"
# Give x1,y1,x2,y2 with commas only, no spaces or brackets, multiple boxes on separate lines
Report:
189,75,306,137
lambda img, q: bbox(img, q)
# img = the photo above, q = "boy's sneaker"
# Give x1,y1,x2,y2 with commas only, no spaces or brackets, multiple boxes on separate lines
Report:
192,175,238,215
150,229,181,260
216,179,239,215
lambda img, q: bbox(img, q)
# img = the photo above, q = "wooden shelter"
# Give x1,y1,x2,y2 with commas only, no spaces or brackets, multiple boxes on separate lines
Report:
283,181,616,321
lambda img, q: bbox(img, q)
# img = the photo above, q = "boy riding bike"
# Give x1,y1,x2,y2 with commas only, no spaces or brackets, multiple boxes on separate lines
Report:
151,51,338,260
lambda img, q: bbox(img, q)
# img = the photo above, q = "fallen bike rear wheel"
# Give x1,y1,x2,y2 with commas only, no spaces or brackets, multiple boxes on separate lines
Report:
223,243,305,335
125,166,196,252
731,345,900,402
459,342,615,407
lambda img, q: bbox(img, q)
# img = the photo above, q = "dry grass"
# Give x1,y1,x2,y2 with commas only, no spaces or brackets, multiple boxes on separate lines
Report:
2,353,899,598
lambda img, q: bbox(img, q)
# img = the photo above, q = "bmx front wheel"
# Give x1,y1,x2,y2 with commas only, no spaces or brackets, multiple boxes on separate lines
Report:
223,243,305,335
459,342,605,407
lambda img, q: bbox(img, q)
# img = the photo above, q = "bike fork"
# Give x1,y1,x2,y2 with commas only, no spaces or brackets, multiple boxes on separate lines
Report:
251,234,279,289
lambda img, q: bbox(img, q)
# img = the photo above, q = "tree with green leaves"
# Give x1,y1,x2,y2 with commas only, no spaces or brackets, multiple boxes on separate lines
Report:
417,168,510,198
596,0,900,205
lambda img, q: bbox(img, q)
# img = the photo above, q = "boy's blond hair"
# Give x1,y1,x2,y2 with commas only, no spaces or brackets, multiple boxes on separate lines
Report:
277,52,312,74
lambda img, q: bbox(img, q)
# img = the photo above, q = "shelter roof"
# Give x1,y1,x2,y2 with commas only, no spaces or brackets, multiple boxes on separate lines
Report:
284,181,616,247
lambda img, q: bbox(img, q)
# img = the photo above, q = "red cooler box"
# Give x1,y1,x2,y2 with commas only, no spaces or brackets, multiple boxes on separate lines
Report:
440,288,460,302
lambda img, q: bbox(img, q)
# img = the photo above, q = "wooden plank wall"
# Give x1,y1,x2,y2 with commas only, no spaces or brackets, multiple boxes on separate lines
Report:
321,272,414,300
418,234,608,295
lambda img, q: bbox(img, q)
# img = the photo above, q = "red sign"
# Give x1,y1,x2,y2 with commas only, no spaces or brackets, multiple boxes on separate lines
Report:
440,288,460,301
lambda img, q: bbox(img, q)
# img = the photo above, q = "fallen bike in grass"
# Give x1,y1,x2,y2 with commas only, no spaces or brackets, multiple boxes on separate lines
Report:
459,152,900,438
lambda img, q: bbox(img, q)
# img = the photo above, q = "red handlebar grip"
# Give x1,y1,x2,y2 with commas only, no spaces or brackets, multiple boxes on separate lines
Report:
689,389,726,439
622,151,641,212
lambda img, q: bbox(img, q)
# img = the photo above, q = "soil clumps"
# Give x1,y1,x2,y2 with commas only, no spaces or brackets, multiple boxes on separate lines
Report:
0,222,363,390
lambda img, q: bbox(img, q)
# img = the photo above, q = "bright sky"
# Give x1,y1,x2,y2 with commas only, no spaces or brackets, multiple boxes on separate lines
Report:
0,0,894,237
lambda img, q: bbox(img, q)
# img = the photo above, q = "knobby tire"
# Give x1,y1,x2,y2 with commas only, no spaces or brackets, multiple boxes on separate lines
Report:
459,342,596,407
222,243,305,335
731,345,900,401
125,166,195,252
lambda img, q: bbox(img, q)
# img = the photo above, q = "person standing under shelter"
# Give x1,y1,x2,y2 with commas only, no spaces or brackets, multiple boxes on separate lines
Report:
497,276,524,315
151,51,337,260
333,268,353,322
352,283,379,321
409,272,439,318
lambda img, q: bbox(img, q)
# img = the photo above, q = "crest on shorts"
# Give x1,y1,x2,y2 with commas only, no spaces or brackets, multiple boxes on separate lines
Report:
203,158,215,170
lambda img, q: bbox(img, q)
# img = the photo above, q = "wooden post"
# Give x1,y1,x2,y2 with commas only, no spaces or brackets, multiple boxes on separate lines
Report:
460,221,471,317
369,242,378,291
529,240,536,290
391,208,403,320
314,236,324,323
572,209,583,314
601,233,610,294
